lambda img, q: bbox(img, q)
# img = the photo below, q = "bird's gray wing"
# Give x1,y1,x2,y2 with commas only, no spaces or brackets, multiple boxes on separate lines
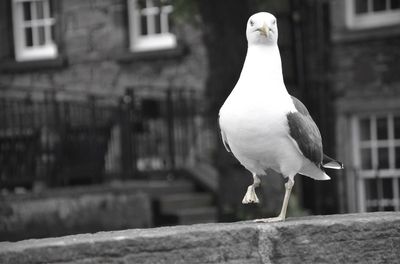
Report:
287,96,323,165
218,116,231,152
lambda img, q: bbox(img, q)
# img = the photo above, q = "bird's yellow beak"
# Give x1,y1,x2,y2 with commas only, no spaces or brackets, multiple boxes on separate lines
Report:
257,23,269,37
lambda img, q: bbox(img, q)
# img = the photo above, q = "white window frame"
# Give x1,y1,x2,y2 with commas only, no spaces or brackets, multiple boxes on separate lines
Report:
12,0,57,61
345,0,400,29
127,0,176,52
351,113,400,212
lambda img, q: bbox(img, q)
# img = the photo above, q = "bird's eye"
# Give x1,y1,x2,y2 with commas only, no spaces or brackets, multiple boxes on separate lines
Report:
272,19,276,25
249,20,254,26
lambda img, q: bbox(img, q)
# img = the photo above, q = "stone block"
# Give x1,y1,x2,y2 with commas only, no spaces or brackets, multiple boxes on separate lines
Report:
91,61,120,87
64,30,90,58
91,26,124,54
331,37,400,99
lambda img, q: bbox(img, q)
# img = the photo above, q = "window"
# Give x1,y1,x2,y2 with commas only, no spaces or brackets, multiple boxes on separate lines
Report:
127,0,176,52
346,0,400,29
352,114,400,212
12,0,57,61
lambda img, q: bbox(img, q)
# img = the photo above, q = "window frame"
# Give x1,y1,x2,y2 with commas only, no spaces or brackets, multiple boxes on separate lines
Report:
11,0,58,62
127,0,177,52
345,0,400,29
351,113,400,213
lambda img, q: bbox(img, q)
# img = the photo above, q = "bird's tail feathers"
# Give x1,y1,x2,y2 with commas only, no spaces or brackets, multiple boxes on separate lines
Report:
299,162,331,181
322,154,344,170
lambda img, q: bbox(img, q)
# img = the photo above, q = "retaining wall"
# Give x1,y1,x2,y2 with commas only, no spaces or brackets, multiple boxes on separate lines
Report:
1,212,399,263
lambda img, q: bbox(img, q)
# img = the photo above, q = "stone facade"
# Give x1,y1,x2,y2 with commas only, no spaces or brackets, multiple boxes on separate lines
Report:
331,34,400,99
329,0,400,213
331,37,400,103
0,0,207,94
330,0,400,107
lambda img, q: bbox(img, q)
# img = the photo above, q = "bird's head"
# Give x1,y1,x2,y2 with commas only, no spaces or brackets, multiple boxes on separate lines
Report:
246,12,278,46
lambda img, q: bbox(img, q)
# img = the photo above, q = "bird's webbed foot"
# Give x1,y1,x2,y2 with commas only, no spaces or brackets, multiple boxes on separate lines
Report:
242,173,261,204
242,185,260,204
253,215,285,223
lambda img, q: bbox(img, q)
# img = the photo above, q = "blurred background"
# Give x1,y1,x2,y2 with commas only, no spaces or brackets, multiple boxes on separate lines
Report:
0,0,399,242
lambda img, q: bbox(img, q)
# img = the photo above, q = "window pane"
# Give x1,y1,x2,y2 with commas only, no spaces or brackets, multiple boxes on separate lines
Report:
24,27,33,47
378,147,389,169
395,147,400,168
392,0,400,9
49,0,54,16
383,177,395,211
382,178,393,198
167,14,173,33
360,118,371,141
383,205,395,211
361,148,373,169
367,204,379,212
141,15,148,35
355,0,368,13
376,117,388,140
365,178,378,200
399,179,400,200
138,0,147,9
23,1,32,21
153,0,162,7
51,24,55,41
36,1,44,19
38,26,46,45
373,0,387,11
154,13,161,34
394,116,400,139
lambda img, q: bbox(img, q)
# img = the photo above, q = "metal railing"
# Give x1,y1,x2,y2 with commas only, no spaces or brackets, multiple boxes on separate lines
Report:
0,86,209,190
118,87,204,177
0,89,118,188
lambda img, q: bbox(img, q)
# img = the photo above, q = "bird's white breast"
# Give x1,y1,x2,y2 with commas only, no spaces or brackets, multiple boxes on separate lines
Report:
219,82,302,175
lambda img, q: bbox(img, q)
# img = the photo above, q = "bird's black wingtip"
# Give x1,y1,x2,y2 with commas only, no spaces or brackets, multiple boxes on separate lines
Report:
322,154,344,170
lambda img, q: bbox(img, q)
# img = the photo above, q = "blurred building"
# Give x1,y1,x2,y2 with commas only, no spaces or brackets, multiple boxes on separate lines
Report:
330,0,400,213
0,0,209,187
0,0,206,90
290,0,400,215
0,0,217,236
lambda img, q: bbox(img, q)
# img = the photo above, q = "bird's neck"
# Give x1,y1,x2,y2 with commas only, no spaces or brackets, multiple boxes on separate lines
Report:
240,44,285,88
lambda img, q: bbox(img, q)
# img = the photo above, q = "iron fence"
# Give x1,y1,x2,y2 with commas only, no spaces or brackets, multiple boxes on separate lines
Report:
0,89,117,189
118,87,204,177
0,86,208,190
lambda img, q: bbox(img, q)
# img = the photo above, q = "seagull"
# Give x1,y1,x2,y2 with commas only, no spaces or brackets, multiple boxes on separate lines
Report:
218,12,343,222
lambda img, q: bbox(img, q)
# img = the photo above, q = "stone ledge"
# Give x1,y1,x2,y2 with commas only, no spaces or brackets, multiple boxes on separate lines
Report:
0,212,400,264
0,180,198,242
0,56,68,73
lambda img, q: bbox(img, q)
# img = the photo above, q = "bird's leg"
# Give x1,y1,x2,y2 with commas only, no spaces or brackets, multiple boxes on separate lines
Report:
277,178,294,220
242,173,261,204
254,177,294,222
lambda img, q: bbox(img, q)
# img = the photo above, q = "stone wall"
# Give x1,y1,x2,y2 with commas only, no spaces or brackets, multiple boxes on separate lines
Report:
329,0,400,100
331,37,400,100
0,181,162,242
0,0,207,94
0,212,399,263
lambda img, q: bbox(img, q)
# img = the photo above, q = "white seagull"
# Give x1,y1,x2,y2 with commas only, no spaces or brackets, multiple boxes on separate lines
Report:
218,12,343,222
